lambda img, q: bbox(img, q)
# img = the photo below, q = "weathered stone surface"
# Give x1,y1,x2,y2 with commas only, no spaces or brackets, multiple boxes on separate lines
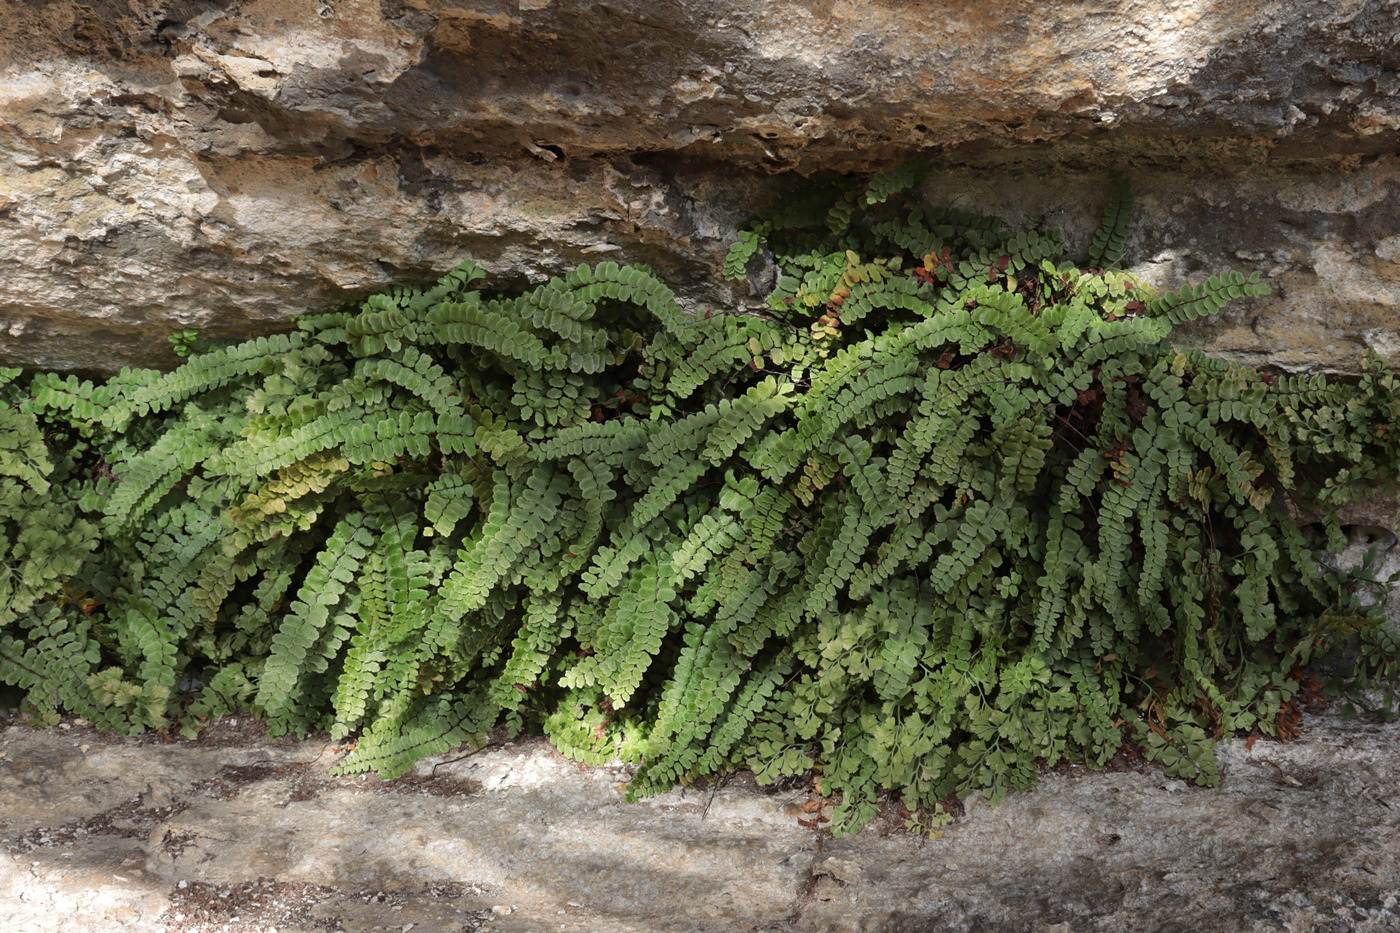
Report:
8,0,1398,165
2,710,1400,932
1,0,1399,373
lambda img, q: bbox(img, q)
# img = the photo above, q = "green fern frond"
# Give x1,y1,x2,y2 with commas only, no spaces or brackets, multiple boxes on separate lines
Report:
864,157,929,205
331,690,497,778
103,333,303,428
254,514,373,719
1087,175,1133,267
1147,271,1269,325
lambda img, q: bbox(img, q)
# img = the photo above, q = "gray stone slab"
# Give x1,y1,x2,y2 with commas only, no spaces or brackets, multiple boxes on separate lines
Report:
2,709,1399,932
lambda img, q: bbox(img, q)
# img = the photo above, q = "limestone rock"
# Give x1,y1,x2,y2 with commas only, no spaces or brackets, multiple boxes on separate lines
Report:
3,711,1400,931
1,0,1398,372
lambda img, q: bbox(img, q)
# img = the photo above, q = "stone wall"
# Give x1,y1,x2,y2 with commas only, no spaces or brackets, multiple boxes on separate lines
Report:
2,0,1398,373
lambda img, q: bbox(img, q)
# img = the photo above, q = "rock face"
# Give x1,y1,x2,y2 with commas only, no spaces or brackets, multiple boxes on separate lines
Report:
2,0,1399,373
3,709,1400,932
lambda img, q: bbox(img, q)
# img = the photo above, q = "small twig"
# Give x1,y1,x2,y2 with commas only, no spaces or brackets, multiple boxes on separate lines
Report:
700,771,735,821
429,741,505,774
1253,757,1303,786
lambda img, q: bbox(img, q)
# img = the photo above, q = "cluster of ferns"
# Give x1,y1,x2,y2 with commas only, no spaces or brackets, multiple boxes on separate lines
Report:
2,160,1398,834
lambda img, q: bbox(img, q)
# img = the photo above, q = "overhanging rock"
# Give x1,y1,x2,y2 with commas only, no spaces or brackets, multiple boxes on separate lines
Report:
1,0,1398,373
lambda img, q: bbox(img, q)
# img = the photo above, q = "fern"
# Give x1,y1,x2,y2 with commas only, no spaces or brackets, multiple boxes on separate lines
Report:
331,690,497,778
1087,175,1133,267
563,555,677,706
1147,271,1269,325
724,224,773,280
2,167,1396,840
255,514,373,721
864,157,930,206
103,333,302,427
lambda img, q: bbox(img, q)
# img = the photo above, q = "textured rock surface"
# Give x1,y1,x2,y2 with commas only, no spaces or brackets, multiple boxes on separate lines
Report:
2,710,1400,932
1,0,1399,373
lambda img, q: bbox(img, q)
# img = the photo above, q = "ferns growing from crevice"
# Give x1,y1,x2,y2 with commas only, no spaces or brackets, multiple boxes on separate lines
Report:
3,166,1398,833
